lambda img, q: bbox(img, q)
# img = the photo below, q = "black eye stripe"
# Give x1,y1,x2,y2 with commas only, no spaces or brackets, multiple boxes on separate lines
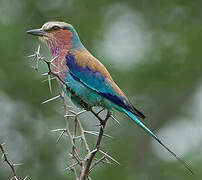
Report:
52,26,60,30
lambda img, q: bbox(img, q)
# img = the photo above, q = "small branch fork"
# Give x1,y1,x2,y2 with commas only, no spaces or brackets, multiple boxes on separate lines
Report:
28,45,120,180
0,143,28,180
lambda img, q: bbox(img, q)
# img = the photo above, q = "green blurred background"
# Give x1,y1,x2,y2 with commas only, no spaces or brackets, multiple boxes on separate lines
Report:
0,0,202,179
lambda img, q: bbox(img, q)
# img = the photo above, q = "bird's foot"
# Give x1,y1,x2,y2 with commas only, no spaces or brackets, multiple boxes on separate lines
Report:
99,120,105,128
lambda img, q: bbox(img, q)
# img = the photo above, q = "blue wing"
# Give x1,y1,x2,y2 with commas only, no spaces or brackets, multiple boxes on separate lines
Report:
65,51,145,118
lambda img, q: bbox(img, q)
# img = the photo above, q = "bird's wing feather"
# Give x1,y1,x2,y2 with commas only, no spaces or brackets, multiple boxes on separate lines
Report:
66,50,145,118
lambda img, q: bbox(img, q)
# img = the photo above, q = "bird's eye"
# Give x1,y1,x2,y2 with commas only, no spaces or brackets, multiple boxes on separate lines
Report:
52,26,60,30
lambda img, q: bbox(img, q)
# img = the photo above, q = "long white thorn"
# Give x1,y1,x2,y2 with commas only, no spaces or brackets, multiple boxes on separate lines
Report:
69,110,86,116
84,131,112,138
88,148,98,156
89,156,108,173
48,74,52,94
99,150,120,165
51,128,66,132
37,45,40,55
64,114,76,118
27,54,36,58
84,131,98,136
42,77,56,83
88,176,93,180
41,72,48,76
110,115,120,125
65,162,78,170
77,110,87,116
41,95,61,104
10,176,19,180
1,154,4,160
13,163,24,167
50,55,59,63
84,148,98,161
23,176,28,180
56,131,65,143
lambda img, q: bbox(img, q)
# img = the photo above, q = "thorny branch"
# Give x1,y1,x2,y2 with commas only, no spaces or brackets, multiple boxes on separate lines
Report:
0,143,28,180
80,110,111,180
28,45,120,180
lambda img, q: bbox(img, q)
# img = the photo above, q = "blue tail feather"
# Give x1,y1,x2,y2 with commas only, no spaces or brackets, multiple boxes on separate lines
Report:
122,108,194,175
123,109,159,141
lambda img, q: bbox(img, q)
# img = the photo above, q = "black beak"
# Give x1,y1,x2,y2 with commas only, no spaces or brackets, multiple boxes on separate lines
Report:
26,29,45,36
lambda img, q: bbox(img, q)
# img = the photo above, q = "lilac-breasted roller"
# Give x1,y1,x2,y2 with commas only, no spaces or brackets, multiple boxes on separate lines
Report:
27,21,193,174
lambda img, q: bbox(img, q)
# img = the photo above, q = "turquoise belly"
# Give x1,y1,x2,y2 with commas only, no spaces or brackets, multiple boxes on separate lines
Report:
62,73,113,110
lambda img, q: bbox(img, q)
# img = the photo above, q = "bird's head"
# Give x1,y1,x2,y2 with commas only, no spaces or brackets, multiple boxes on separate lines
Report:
27,21,84,56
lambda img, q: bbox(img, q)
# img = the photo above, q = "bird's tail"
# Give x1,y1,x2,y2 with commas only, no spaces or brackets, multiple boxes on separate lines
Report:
122,109,194,175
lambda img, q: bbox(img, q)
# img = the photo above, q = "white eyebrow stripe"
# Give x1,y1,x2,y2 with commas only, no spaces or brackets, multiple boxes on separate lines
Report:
41,21,72,31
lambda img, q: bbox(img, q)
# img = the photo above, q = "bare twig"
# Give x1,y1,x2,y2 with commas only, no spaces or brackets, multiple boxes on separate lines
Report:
61,93,81,180
79,110,111,180
0,143,27,180
77,120,90,154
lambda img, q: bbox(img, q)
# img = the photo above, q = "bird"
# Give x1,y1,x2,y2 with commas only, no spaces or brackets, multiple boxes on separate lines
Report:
27,21,193,174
